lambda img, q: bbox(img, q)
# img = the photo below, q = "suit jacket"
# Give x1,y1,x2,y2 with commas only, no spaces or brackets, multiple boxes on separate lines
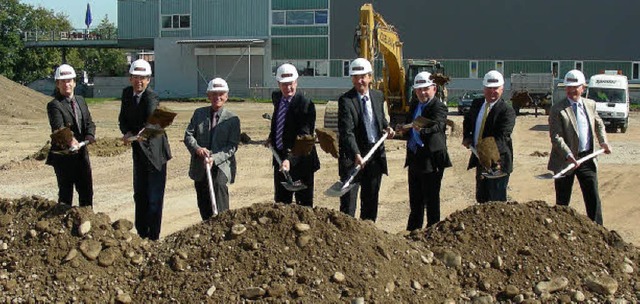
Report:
184,106,240,183
462,98,516,173
402,97,452,173
118,86,172,171
268,91,320,174
547,97,608,172
45,94,96,166
338,87,389,175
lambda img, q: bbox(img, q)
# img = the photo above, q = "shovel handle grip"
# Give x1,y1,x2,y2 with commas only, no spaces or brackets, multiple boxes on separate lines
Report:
553,149,605,179
205,157,218,216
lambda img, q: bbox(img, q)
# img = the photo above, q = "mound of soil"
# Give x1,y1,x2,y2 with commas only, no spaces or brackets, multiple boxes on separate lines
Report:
89,137,131,157
1,197,638,303
410,201,640,302
0,75,50,120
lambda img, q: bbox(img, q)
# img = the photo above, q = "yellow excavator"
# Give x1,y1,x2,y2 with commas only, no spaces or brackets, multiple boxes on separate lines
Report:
324,3,451,132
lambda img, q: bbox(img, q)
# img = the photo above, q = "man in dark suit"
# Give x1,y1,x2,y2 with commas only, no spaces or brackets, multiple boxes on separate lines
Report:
398,72,452,230
548,69,611,225
462,70,516,203
46,64,96,207
118,59,172,240
268,63,320,206
338,58,395,221
184,78,240,220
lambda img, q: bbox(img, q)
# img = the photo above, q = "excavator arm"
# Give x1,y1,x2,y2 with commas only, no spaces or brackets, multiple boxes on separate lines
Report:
355,3,407,114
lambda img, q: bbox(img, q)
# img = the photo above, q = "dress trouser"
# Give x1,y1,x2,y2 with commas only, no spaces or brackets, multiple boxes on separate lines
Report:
194,166,229,220
132,150,166,240
339,157,383,222
53,152,93,207
407,168,444,230
475,167,509,203
273,166,315,207
554,156,603,225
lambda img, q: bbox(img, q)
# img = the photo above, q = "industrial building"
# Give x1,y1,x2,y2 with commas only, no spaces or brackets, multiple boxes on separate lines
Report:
112,0,640,98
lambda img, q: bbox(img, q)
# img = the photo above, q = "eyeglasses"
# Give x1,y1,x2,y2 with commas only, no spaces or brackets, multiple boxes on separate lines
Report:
130,75,149,80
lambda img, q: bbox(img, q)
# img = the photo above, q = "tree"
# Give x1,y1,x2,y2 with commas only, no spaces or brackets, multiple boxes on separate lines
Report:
73,16,128,79
0,0,71,83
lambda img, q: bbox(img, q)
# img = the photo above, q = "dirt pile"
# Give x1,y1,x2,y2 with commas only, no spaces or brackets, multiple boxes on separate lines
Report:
410,201,640,302
1,197,639,303
0,75,50,120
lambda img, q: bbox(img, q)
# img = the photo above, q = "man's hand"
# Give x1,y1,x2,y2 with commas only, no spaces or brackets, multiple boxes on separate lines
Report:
281,159,290,172
122,132,133,143
355,154,365,168
385,127,395,139
196,147,211,160
567,154,580,168
85,135,96,144
601,143,612,154
462,138,471,148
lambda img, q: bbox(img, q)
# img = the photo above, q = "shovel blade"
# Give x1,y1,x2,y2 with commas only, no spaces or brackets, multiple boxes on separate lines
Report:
324,181,358,197
481,170,508,179
281,181,307,192
535,173,554,180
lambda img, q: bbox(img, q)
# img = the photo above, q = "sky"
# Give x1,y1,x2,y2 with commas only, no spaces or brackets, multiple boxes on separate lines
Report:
19,0,118,29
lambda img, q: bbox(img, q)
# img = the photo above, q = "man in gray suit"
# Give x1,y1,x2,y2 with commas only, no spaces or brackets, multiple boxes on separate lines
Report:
548,69,611,225
184,78,240,220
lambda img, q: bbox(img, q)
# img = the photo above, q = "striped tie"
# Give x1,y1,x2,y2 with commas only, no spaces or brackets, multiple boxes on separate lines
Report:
275,97,289,150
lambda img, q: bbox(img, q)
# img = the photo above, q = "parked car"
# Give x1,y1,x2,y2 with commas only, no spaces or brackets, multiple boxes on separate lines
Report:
458,91,484,114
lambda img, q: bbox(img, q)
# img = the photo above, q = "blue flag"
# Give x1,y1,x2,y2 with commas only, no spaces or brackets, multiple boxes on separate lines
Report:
85,3,92,28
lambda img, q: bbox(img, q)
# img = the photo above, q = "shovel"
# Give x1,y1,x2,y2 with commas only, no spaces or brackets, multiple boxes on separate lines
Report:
469,146,508,179
52,140,90,155
204,157,219,216
536,149,605,180
325,132,388,197
269,147,307,192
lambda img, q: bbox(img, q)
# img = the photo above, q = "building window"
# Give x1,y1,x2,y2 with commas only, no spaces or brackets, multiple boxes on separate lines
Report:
470,60,478,78
632,62,639,80
343,60,351,77
272,11,285,25
575,61,583,71
272,10,329,26
272,60,329,78
162,14,190,29
495,61,504,74
551,61,560,79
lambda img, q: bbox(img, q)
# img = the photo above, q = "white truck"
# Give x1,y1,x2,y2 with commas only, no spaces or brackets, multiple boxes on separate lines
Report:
586,72,629,133
510,73,554,115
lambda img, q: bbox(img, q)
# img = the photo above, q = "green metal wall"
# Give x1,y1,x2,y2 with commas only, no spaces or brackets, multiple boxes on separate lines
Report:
504,61,550,76
161,30,190,38
161,0,190,14
118,0,159,39
272,0,328,10
439,60,470,78
582,61,631,78
192,0,268,37
272,26,328,36
271,37,328,59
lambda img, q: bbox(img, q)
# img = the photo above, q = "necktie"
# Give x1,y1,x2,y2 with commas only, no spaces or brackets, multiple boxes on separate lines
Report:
275,97,289,150
210,111,219,131
408,102,426,153
70,98,81,133
361,96,376,143
573,102,589,152
476,102,490,145
134,95,140,105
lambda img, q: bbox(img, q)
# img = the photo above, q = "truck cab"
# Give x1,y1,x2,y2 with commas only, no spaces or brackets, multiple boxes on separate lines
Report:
586,73,629,133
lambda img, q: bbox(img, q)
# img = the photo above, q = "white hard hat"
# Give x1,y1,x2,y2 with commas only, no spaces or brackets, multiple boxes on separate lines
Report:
54,64,76,80
129,59,152,76
207,77,229,92
349,58,373,76
275,63,299,83
413,72,435,89
483,70,504,88
564,69,586,86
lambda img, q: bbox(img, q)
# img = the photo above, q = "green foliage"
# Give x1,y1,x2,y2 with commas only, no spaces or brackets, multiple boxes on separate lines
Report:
0,2,126,84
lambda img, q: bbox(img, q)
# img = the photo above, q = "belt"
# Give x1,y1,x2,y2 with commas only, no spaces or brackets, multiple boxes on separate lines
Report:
577,150,592,157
